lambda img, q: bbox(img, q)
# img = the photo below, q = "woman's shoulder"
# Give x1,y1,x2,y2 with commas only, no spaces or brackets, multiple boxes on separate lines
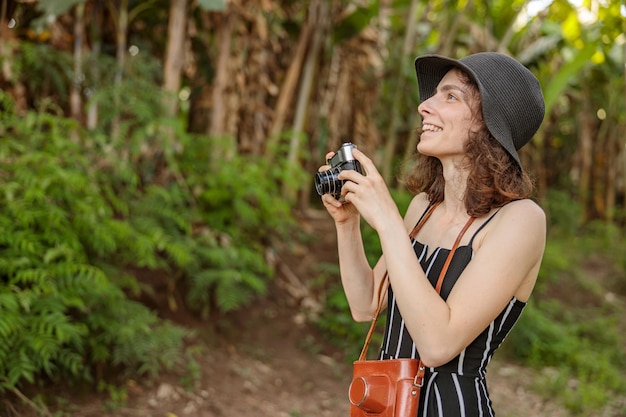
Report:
499,198,545,221
472,199,546,269
489,198,546,236
403,193,431,229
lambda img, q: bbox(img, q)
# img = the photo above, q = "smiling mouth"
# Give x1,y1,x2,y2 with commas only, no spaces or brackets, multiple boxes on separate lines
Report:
422,123,442,132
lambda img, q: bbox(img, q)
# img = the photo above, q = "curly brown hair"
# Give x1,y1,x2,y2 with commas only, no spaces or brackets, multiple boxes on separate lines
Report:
402,72,534,217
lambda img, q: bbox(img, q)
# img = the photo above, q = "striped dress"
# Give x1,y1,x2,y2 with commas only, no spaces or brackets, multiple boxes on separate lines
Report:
378,211,526,417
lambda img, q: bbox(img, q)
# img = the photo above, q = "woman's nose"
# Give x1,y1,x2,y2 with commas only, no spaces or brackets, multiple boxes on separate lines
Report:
418,98,432,116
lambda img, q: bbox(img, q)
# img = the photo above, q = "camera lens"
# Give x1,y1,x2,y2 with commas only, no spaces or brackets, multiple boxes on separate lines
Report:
349,375,389,412
315,167,344,200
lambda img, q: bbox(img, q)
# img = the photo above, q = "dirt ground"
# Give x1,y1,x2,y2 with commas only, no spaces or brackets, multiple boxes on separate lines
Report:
2,209,618,417
5,296,571,417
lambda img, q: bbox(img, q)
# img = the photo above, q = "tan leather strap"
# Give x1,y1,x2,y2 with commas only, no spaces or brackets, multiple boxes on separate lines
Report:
435,216,475,293
357,203,475,362
357,201,440,361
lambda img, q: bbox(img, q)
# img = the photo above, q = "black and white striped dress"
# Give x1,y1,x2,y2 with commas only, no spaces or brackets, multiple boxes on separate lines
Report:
378,211,526,417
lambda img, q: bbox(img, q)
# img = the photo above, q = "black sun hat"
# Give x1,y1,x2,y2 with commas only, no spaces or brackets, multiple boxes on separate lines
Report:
414,52,545,168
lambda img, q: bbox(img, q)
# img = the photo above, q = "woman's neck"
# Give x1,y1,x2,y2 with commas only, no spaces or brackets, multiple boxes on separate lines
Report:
440,162,470,220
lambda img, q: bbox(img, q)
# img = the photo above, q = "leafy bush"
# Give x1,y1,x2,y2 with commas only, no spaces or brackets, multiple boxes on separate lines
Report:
84,47,300,317
507,192,626,415
0,93,190,392
0,70,299,395
509,298,626,414
175,137,299,315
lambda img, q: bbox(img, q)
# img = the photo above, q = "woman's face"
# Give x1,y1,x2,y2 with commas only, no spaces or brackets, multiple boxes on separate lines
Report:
416,68,481,162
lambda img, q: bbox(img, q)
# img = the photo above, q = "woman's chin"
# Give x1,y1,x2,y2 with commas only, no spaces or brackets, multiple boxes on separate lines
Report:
416,143,437,157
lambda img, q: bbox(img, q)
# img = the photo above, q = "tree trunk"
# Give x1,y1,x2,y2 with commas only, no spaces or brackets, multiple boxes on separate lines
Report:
250,11,270,156
114,0,128,88
70,2,85,123
266,18,312,159
0,0,27,113
620,36,626,223
592,116,607,219
110,0,129,141
378,0,390,61
163,0,188,117
283,0,326,203
381,0,419,183
399,1,432,177
208,10,236,161
578,88,593,222
87,1,103,130
604,128,617,222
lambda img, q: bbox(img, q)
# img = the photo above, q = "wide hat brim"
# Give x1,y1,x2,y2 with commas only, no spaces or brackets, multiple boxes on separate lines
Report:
414,53,545,168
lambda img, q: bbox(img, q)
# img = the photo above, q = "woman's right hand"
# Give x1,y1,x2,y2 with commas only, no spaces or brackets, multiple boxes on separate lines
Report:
318,152,360,225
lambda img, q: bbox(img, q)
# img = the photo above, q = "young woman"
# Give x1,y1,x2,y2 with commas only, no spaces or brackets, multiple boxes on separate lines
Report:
319,52,546,416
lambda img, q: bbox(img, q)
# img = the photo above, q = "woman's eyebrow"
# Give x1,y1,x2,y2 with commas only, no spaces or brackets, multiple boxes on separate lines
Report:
438,84,468,98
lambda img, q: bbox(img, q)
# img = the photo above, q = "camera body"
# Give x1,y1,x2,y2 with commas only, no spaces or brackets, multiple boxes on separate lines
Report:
315,142,364,201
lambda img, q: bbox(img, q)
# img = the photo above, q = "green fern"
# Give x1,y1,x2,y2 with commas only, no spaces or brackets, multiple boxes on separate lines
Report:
0,40,301,396
0,90,192,392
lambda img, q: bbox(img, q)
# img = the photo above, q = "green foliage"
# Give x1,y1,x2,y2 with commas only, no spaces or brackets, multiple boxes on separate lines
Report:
195,140,296,241
0,69,298,394
332,4,378,44
509,298,626,414
171,135,299,315
506,193,626,415
14,42,73,108
97,381,129,411
315,279,372,360
83,50,298,317
184,234,272,315
0,91,193,392
543,189,582,237
0,30,306,394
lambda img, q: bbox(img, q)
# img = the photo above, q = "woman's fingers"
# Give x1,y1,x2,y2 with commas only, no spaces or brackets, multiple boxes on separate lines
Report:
322,193,342,208
351,148,380,177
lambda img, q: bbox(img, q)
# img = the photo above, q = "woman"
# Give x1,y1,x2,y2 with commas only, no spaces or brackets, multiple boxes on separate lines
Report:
319,52,546,416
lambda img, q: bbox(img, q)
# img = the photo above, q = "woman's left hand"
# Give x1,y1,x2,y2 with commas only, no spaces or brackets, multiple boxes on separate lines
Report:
338,148,401,231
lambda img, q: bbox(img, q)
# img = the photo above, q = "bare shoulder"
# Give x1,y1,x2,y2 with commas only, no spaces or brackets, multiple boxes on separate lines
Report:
497,199,546,230
478,199,546,257
403,193,430,230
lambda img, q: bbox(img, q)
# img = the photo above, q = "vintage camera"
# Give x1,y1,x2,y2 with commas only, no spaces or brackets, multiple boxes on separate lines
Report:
348,360,422,417
315,142,364,201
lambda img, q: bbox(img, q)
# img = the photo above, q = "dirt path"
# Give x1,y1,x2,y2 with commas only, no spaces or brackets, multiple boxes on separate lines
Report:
13,298,569,417
9,296,568,417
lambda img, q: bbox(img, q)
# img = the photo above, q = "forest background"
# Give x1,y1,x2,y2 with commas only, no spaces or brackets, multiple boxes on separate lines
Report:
0,0,625,416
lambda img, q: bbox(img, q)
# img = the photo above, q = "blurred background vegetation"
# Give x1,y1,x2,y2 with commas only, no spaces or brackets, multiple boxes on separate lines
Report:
0,0,624,415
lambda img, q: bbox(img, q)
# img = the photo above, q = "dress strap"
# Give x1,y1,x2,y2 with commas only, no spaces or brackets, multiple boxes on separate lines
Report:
435,216,475,293
358,205,472,362
467,208,502,247
409,201,441,240
416,202,436,224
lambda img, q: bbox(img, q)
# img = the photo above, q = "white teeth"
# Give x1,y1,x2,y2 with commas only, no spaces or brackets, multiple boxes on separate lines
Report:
422,123,442,132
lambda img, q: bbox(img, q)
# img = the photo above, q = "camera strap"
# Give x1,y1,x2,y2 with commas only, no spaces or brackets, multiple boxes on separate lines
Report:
358,201,476,361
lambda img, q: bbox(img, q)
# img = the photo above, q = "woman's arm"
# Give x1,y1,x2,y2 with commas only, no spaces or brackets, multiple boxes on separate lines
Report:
334,193,431,322
339,149,546,367
333,219,379,321
320,151,430,322
381,199,545,367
